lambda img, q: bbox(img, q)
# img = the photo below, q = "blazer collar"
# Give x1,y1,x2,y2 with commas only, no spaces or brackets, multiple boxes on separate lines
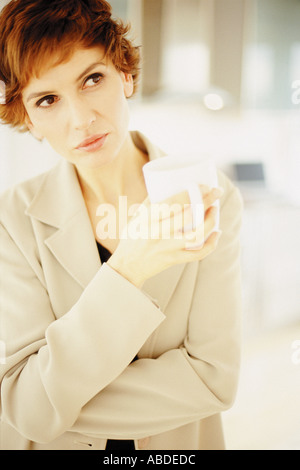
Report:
25,131,185,309
26,157,85,228
26,159,101,288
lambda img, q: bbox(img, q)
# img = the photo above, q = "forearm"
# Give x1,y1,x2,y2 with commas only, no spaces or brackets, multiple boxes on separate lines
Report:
72,346,239,440
1,262,165,444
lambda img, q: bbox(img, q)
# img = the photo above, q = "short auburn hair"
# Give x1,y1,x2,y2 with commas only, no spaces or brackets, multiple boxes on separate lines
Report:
0,0,141,132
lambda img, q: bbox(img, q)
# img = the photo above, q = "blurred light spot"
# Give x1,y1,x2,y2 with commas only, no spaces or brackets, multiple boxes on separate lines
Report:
203,93,224,111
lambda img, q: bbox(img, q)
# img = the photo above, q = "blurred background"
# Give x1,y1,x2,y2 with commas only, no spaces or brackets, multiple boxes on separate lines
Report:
1,0,300,450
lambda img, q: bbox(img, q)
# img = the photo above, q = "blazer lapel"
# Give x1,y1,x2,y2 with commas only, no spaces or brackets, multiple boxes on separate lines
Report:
26,159,100,289
44,214,100,289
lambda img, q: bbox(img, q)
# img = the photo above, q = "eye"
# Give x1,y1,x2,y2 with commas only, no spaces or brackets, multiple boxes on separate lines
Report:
83,73,104,89
36,95,58,109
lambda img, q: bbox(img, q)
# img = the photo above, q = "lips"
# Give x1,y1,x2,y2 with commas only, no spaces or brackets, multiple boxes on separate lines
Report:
75,134,108,152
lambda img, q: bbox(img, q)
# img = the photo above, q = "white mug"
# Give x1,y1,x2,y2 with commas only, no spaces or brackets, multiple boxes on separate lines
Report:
142,154,219,233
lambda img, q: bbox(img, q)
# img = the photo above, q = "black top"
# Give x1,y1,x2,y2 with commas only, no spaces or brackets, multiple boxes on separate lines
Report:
97,242,112,264
96,242,136,451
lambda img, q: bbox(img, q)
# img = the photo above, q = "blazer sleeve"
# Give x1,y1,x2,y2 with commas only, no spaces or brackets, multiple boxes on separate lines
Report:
0,224,165,444
71,186,244,440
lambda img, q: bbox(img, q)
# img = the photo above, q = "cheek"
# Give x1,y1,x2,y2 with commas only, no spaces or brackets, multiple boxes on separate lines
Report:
30,111,66,144
41,122,64,144
34,119,68,155
27,112,52,135
107,90,130,129
47,130,66,150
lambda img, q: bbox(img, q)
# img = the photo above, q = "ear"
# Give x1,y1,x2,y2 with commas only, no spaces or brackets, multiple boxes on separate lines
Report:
121,72,134,98
25,117,44,141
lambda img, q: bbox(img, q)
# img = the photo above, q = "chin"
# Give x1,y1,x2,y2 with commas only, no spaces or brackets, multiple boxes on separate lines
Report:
73,149,118,170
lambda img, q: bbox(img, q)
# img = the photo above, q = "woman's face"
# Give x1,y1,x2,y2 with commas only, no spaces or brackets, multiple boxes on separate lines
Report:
22,46,134,169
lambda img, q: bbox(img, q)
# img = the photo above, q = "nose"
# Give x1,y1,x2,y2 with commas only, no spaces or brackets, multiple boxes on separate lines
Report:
68,96,96,131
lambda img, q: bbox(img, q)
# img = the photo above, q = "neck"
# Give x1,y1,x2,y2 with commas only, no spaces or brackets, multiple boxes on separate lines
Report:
76,133,148,205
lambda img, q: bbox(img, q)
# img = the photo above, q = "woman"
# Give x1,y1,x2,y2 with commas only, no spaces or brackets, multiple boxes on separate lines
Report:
0,0,243,450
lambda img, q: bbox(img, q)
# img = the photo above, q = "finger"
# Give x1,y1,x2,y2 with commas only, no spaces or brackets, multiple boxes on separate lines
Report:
154,205,192,239
161,189,191,207
183,205,218,249
184,230,222,254
173,204,193,233
144,185,223,228
184,229,204,250
202,187,224,211
203,205,219,236
154,185,223,212
160,186,210,207
149,201,184,225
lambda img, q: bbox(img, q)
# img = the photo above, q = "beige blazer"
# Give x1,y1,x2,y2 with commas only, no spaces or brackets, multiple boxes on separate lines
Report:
0,131,243,450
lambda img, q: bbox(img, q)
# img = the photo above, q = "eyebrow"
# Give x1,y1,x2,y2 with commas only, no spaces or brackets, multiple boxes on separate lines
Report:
26,61,106,103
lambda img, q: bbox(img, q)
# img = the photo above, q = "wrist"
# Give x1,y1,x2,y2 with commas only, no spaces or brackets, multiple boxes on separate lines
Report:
107,255,145,289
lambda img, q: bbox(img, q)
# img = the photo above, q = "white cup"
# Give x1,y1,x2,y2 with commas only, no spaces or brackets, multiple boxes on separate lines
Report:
142,154,219,233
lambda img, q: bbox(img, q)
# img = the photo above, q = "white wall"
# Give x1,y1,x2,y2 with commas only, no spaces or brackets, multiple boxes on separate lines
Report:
0,125,60,193
129,100,300,205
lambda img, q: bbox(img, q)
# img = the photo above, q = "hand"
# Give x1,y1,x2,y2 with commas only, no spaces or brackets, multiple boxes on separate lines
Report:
107,186,223,288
